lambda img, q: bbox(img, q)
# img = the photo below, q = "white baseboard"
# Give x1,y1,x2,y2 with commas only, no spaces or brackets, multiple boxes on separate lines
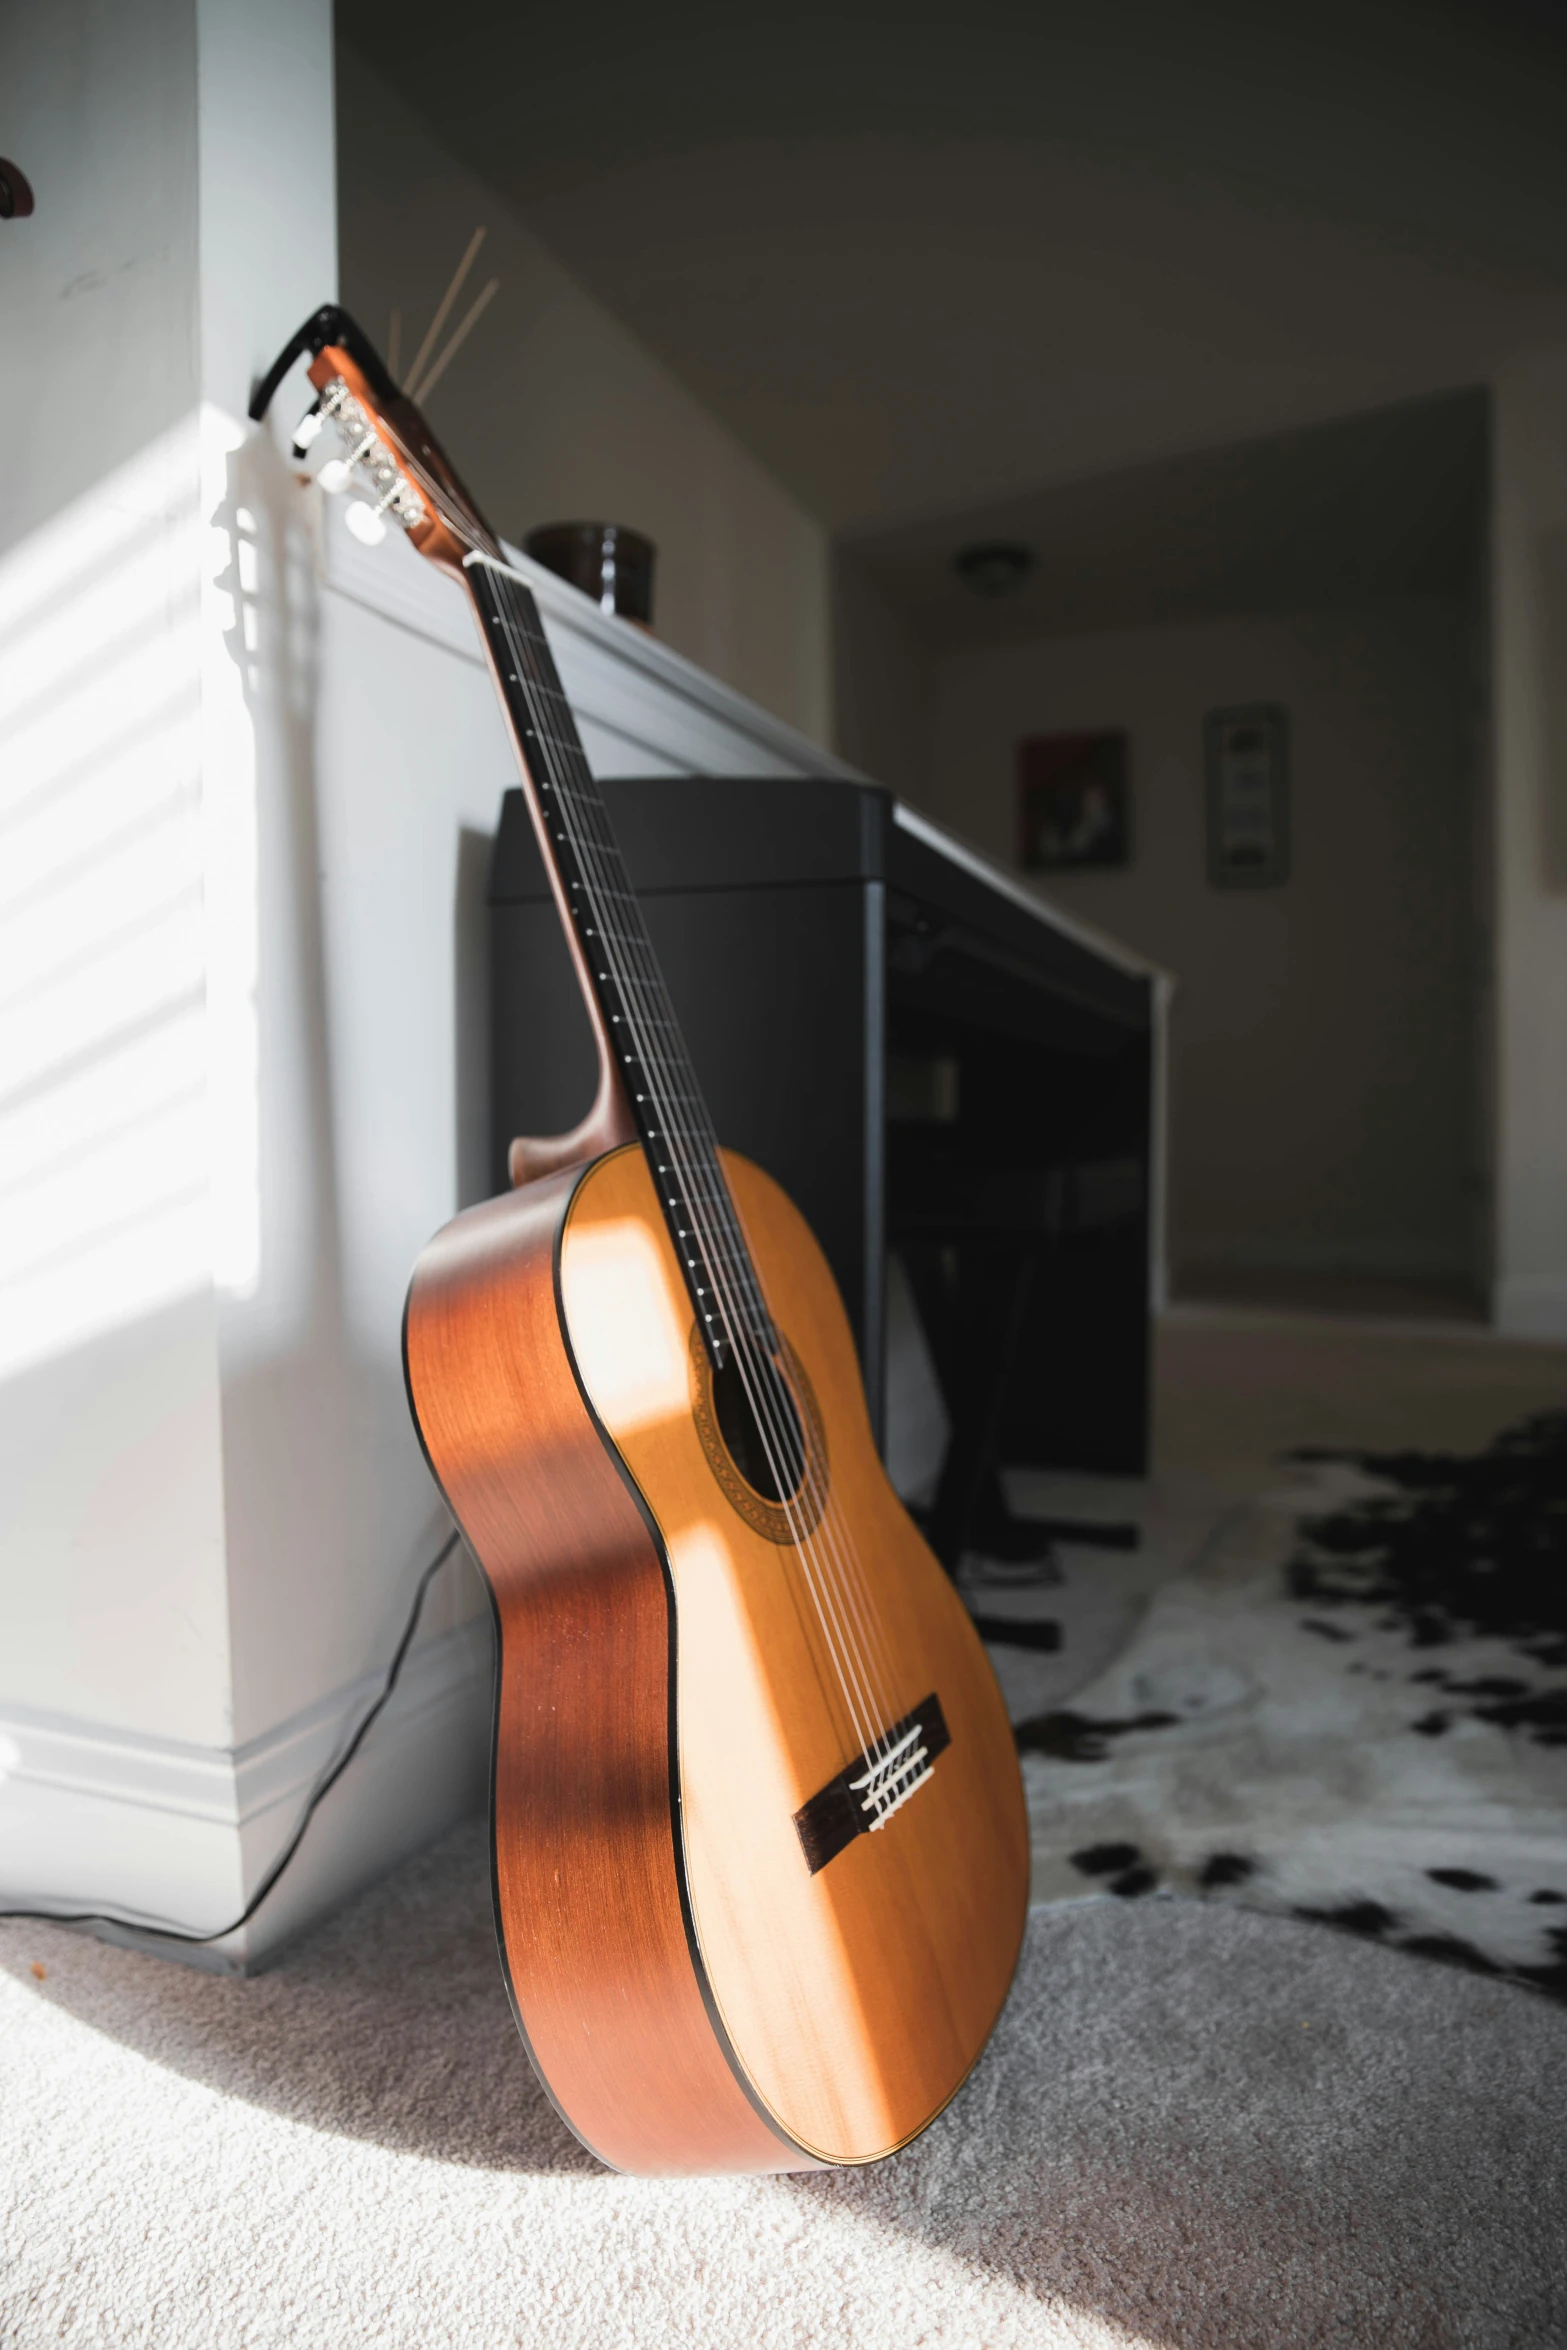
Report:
1492,1275,1567,1343
0,1615,493,1971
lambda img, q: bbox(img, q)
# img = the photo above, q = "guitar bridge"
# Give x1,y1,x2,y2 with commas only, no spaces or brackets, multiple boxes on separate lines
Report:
793,1693,950,1875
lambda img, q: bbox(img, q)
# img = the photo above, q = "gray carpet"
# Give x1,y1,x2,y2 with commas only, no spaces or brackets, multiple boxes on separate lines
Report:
5,1819,1565,2348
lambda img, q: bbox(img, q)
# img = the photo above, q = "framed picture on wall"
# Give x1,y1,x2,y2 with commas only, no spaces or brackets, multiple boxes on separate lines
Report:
1018,731,1130,872
1206,704,1289,887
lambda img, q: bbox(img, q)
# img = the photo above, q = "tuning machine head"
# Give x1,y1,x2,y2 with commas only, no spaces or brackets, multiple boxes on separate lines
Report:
302,376,425,539
345,499,388,546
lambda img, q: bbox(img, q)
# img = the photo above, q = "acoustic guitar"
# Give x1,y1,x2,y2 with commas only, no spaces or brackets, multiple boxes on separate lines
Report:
251,311,1029,2176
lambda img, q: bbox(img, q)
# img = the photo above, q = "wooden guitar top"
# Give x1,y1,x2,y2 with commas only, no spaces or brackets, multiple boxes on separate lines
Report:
406,1145,1028,2172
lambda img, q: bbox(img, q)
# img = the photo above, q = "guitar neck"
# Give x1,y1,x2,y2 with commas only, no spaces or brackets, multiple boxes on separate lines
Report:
464,553,771,1370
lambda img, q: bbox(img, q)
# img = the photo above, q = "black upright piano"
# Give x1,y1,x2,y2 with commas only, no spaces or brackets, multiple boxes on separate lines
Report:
487,775,1161,1557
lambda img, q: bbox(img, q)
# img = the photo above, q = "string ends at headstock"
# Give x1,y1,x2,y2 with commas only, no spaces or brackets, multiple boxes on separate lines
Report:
249,304,499,574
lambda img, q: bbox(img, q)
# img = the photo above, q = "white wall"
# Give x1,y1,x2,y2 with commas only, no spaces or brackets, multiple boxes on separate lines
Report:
0,0,226,1788
334,46,831,748
0,0,353,1947
828,548,933,799
0,0,860,1964
0,0,483,1958
923,603,1480,1289
0,0,201,550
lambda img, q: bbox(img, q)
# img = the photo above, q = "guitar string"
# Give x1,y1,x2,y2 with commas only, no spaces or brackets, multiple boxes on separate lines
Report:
485,568,913,1789
375,408,925,1795
476,562,901,1774
480,567,896,1772
320,398,914,1790
375,354,911,1789
475,566,917,1775
475,565,891,1759
446,520,907,1780
717,1177,915,1764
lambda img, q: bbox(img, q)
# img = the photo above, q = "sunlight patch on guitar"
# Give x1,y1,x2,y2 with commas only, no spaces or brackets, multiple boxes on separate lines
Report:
560,1215,690,1435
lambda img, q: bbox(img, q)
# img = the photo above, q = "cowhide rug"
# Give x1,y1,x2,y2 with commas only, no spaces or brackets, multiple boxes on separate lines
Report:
1009,1412,1567,2000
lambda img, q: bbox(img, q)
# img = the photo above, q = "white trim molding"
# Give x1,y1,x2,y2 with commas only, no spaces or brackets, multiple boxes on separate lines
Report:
0,1617,492,1971
317,494,858,785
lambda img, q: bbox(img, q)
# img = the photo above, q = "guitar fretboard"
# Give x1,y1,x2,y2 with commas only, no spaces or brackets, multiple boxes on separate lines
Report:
466,554,771,1370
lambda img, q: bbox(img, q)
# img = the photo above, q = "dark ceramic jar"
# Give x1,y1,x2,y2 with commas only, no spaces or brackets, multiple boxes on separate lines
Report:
523,521,656,626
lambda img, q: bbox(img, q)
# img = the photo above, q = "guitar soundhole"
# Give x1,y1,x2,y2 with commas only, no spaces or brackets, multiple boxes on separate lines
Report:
712,1350,806,1506
689,1324,828,1541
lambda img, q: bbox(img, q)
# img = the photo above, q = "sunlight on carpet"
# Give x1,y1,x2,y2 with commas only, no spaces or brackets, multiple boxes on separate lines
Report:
5,1820,1564,2349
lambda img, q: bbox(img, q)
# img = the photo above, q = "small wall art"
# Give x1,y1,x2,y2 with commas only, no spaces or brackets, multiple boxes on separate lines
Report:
1018,731,1130,872
1205,704,1289,887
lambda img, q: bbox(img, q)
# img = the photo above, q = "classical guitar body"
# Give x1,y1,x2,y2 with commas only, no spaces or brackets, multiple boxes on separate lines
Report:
251,305,1028,2178
405,1145,1028,2175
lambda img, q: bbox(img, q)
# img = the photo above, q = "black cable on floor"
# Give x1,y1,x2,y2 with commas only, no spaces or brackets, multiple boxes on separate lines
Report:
0,1527,464,1949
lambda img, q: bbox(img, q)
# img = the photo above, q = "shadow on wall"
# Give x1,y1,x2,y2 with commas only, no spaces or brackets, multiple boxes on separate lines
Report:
218,428,352,1646
1537,526,1567,892
219,432,470,1757
0,417,479,1949
216,433,487,1955
455,824,494,1212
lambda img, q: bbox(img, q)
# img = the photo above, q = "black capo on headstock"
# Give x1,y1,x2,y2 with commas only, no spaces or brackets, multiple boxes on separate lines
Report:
248,305,400,429
247,300,499,558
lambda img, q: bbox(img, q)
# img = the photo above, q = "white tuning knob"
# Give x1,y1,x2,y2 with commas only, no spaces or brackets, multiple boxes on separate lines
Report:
317,457,352,495
293,409,325,450
344,499,388,547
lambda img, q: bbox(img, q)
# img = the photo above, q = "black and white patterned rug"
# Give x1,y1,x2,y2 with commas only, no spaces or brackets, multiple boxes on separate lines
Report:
1012,1413,1567,2000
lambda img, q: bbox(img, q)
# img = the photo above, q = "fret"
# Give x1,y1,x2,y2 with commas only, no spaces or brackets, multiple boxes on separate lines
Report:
518,721,588,762
671,1195,749,1235
604,1010,688,1033
568,881,642,914
598,971,682,1000
566,826,634,867
469,552,777,1368
692,1248,763,1298
573,883,653,908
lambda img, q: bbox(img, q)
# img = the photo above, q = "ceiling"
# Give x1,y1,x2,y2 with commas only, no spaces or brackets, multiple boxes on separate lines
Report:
849,389,1489,643
339,0,1567,540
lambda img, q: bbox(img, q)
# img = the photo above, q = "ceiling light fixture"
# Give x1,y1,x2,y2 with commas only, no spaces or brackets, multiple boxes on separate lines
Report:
952,541,1035,597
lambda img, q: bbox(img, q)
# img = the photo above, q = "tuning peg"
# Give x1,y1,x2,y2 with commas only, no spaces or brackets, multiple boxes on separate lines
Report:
344,499,388,547
291,406,325,454
317,458,352,495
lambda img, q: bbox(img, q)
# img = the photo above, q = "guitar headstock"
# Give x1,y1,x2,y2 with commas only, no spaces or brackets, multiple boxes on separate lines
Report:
248,305,501,573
